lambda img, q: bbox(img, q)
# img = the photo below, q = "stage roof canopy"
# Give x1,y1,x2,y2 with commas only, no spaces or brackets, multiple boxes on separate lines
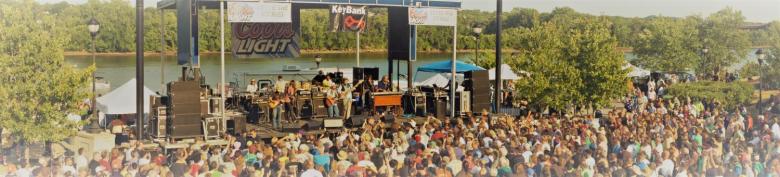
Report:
157,0,462,9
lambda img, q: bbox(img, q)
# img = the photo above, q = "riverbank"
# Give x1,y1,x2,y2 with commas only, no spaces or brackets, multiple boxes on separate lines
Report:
63,48,597,57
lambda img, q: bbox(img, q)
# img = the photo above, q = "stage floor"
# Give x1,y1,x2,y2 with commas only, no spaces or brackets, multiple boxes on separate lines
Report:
245,115,430,139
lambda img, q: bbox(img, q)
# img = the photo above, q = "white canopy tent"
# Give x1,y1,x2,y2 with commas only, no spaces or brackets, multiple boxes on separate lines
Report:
416,73,465,91
489,64,524,80
97,78,159,114
625,63,651,77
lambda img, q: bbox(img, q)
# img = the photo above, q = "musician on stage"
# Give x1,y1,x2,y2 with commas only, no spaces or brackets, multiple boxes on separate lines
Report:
377,75,391,92
313,70,326,85
284,80,298,122
322,75,334,88
269,94,282,129
339,78,362,119
246,79,258,93
325,85,340,118
274,75,286,94
360,76,375,114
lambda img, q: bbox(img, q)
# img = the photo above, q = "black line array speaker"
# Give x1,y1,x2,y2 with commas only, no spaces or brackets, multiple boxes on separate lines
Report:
435,101,447,119
466,70,491,114
167,80,203,138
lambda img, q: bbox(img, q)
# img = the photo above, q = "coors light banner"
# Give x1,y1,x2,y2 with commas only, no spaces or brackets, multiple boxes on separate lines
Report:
231,23,300,58
329,5,368,33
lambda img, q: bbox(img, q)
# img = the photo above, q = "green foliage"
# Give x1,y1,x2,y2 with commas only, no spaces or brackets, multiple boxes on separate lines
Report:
631,16,701,72
467,51,495,69
698,8,751,78
666,81,753,109
0,0,92,143
738,62,761,79
509,18,627,110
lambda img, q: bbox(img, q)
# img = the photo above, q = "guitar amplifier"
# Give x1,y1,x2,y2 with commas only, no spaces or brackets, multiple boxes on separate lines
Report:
312,98,327,118
298,98,314,118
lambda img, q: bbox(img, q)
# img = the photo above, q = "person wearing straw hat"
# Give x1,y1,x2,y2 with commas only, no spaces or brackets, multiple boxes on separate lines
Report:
246,79,258,93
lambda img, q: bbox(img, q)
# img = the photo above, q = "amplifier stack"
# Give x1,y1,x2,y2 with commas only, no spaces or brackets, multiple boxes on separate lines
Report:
466,70,491,114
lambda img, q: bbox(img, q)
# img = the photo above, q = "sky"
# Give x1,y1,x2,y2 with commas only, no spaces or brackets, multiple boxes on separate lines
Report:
37,0,780,22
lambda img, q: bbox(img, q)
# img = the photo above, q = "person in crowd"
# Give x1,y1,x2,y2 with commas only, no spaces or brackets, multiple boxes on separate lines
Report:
5,80,780,177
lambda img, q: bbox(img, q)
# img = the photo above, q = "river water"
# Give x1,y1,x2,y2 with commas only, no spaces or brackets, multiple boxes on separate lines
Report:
65,53,457,92
65,50,759,92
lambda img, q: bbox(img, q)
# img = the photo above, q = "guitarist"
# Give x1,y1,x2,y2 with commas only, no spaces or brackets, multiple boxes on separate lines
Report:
325,85,340,118
339,78,365,119
269,94,282,129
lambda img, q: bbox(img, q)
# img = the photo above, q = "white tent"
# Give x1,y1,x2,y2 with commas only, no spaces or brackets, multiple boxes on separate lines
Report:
625,63,651,77
489,64,524,80
96,78,159,114
416,73,465,91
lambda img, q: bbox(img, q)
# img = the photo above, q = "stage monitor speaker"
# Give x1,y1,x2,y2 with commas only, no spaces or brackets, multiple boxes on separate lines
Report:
281,121,307,132
346,115,366,127
305,119,323,131
382,113,395,123
323,118,344,128
226,116,246,135
435,101,446,119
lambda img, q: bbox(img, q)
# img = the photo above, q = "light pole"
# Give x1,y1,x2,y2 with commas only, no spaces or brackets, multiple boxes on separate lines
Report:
473,26,482,62
756,48,766,115
495,0,503,112
701,47,709,80
87,18,100,133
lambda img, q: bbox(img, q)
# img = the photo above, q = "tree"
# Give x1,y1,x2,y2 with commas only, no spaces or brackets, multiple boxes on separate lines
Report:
697,8,750,80
631,16,701,72
570,18,629,108
508,18,627,111
509,22,583,110
0,0,92,143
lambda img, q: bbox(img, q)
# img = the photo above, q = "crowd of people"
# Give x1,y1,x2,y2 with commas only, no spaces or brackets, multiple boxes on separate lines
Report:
4,74,780,177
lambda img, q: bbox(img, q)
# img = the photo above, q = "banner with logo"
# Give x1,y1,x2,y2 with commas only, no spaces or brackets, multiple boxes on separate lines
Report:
231,23,300,58
227,2,292,23
408,7,457,26
329,5,368,32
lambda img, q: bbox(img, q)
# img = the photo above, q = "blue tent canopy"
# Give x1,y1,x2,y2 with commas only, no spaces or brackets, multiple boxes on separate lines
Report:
417,60,485,73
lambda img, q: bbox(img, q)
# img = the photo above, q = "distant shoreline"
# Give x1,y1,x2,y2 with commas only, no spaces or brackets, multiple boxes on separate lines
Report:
63,47,635,57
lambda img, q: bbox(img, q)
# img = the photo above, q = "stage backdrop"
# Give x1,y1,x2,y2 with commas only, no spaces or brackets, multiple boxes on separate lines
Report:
329,5,367,33
231,23,300,58
228,2,299,58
